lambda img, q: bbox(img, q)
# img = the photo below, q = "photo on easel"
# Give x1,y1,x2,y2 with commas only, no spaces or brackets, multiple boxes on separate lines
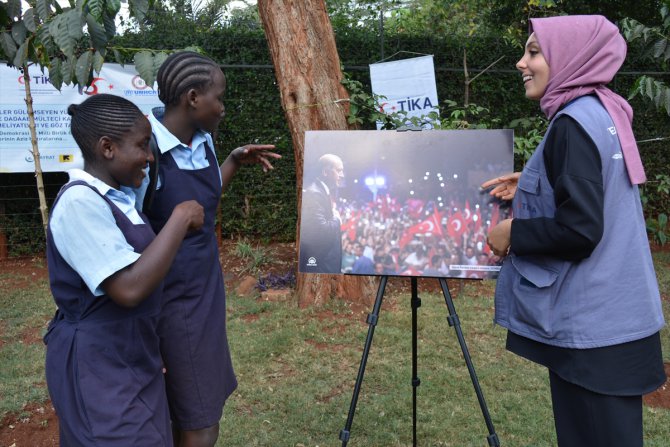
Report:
298,129,513,278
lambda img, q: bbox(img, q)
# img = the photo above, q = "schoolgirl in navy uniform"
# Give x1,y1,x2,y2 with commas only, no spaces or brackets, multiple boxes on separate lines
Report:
137,51,280,447
45,94,204,446
483,16,665,447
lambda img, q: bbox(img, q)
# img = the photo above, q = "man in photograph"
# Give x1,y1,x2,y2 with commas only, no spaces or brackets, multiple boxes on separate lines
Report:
299,154,345,273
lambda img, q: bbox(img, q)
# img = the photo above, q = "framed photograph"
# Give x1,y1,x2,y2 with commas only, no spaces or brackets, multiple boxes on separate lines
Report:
298,129,513,279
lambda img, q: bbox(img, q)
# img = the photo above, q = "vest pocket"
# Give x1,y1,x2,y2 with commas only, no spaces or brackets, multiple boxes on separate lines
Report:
518,167,540,195
510,255,562,337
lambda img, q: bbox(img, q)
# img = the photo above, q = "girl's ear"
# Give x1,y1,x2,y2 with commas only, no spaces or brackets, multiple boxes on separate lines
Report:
99,136,115,161
186,88,199,108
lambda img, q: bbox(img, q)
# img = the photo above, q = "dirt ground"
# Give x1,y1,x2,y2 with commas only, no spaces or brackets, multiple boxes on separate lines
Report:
0,242,669,447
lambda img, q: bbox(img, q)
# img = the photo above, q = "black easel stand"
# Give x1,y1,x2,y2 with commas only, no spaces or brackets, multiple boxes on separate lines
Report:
338,276,501,447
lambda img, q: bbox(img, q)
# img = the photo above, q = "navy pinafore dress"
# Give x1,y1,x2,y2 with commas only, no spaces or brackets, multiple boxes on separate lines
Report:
44,181,171,446
146,139,237,430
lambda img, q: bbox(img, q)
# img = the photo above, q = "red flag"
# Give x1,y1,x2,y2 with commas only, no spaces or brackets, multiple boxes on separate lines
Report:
473,207,482,233
406,199,425,219
463,200,473,223
340,212,359,241
489,203,500,230
379,194,391,219
399,213,442,248
398,227,418,249
430,209,444,237
448,211,466,239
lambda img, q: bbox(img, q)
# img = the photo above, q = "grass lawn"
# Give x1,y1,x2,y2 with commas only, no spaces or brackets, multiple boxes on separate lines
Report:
0,252,669,446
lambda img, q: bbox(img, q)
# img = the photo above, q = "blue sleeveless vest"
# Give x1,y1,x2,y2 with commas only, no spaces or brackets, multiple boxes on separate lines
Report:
494,96,664,349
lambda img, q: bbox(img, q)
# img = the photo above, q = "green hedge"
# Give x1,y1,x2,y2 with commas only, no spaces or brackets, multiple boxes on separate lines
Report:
1,24,668,254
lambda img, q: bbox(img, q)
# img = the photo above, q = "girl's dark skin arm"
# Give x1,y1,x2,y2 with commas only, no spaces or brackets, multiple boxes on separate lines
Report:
102,200,204,307
219,144,281,193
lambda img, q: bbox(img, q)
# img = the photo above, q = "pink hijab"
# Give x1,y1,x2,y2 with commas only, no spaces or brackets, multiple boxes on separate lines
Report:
530,15,646,184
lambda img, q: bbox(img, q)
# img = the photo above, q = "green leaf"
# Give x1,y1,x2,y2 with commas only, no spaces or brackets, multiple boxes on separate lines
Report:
75,50,93,85
35,22,55,52
61,55,75,85
653,38,668,59
112,48,124,65
13,39,30,67
87,0,103,20
129,0,149,23
65,8,83,41
633,23,646,40
653,81,665,109
86,13,107,50
1,33,18,62
659,213,668,228
106,0,121,15
49,10,82,58
11,20,27,45
49,57,63,90
36,0,51,22
6,0,22,20
92,50,104,73
153,51,168,75
23,8,37,32
665,87,670,116
628,76,642,100
134,50,155,87
102,11,116,39
644,76,655,100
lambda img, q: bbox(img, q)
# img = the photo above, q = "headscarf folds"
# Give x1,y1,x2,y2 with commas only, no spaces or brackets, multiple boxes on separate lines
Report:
530,15,646,184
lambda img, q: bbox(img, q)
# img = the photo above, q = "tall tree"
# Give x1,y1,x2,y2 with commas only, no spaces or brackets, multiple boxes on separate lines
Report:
257,0,375,307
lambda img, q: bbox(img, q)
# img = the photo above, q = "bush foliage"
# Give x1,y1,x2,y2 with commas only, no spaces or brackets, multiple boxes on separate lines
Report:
2,20,669,254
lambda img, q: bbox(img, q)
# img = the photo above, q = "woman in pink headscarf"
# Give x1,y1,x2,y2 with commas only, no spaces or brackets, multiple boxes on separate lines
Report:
482,15,665,446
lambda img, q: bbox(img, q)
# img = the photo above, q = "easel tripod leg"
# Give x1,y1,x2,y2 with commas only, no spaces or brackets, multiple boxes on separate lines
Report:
438,278,501,447
411,277,421,447
339,276,388,446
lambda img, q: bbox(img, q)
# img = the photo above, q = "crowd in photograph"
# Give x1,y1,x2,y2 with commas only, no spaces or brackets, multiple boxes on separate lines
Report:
337,192,508,278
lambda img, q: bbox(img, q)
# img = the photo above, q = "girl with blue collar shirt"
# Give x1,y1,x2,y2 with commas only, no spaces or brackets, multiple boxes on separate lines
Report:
45,94,204,446
137,51,280,447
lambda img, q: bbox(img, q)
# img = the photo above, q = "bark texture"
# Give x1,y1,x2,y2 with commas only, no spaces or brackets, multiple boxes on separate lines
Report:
258,0,375,307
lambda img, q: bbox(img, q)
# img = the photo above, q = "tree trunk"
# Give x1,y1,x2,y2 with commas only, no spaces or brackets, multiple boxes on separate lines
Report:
258,0,375,307
23,65,49,236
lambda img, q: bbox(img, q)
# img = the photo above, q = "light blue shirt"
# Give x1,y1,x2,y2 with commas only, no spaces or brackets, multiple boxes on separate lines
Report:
134,107,221,210
50,169,144,296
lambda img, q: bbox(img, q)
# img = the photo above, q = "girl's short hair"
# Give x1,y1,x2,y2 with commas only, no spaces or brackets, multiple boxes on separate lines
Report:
67,94,144,163
156,51,222,106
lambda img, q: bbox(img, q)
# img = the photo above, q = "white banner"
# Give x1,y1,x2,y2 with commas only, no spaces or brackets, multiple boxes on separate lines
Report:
369,55,440,130
0,63,162,173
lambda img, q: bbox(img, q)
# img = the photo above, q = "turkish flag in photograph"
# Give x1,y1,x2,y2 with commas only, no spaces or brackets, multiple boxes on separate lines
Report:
448,211,466,239
463,200,473,223
398,211,444,248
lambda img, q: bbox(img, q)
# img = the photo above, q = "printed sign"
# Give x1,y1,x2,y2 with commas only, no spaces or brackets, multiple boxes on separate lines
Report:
369,55,440,129
0,63,162,173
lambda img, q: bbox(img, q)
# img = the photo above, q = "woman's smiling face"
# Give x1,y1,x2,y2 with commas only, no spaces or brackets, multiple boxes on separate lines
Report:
516,32,550,101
